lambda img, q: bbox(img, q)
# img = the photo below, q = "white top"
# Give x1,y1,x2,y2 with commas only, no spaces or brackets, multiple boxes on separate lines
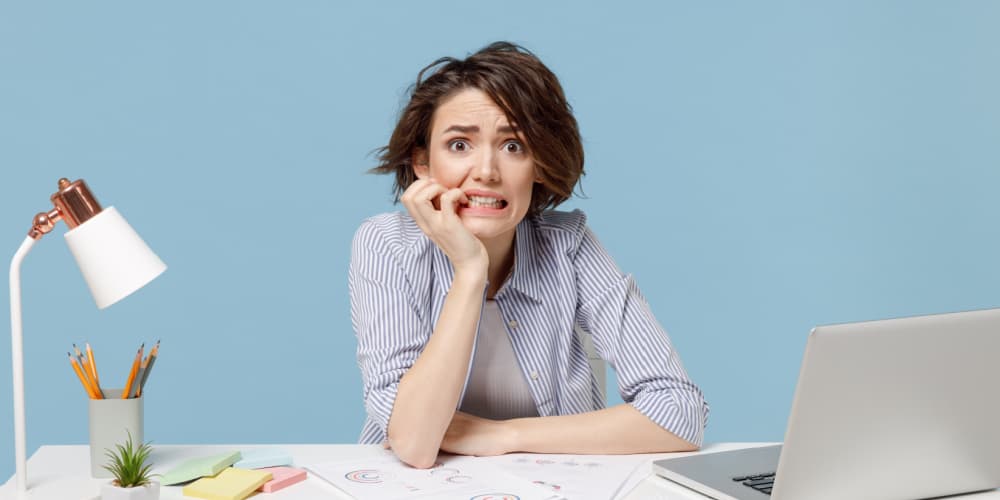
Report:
459,300,540,420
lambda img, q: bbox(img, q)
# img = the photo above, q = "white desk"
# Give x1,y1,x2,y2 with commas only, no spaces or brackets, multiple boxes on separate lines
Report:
2,443,999,500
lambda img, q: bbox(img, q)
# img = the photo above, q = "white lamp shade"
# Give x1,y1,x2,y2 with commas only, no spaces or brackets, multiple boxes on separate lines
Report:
64,206,167,309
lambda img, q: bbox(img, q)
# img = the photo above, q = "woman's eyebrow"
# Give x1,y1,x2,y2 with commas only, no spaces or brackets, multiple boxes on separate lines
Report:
443,124,479,134
442,124,520,135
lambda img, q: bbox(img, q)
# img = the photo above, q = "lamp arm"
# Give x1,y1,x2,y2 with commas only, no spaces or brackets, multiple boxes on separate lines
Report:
10,236,37,497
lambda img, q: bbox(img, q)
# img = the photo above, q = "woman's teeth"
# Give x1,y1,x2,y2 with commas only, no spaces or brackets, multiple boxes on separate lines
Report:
467,195,504,209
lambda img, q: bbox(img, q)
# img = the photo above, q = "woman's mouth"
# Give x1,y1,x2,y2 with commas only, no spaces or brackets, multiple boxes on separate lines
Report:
465,195,508,209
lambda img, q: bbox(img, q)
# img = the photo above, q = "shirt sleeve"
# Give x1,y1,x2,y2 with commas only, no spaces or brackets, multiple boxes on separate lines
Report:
348,220,432,439
573,225,709,447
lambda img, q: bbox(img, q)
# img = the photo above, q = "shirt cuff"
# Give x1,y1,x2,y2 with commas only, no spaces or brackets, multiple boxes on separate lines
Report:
365,380,401,439
630,388,708,447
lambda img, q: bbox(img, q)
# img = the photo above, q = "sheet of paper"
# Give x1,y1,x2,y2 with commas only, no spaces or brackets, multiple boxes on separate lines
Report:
306,451,558,500
468,453,650,500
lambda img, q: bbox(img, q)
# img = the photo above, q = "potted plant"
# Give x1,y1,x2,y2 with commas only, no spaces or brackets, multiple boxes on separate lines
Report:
100,431,159,500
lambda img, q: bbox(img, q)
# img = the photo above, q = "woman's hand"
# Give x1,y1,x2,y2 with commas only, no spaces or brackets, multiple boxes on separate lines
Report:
439,411,516,457
400,178,488,276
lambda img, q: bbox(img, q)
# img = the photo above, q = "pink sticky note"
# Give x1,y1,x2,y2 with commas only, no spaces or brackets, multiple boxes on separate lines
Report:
257,466,307,493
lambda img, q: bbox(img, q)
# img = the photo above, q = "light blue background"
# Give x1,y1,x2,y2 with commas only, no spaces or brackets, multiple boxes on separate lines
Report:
2,1,999,480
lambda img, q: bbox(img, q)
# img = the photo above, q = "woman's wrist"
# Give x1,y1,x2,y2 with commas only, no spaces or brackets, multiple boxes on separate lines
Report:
453,260,489,287
501,418,524,454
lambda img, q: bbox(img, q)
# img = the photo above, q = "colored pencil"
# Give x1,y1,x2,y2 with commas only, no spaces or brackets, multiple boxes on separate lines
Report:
121,344,144,399
68,353,97,399
130,351,150,399
137,340,159,397
71,344,101,399
85,343,104,398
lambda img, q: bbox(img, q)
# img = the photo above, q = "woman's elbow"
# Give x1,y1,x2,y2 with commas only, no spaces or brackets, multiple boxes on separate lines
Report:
654,425,700,453
387,435,440,469
674,440,700,453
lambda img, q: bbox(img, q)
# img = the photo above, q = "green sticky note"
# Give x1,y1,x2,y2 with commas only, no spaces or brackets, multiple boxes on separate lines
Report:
159,451,242,485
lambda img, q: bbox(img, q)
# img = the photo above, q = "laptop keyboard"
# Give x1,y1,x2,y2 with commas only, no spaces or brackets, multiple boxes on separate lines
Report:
733,472,776,495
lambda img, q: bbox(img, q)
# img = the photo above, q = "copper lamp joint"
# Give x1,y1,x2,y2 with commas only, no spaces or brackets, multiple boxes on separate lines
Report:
27,178,103,240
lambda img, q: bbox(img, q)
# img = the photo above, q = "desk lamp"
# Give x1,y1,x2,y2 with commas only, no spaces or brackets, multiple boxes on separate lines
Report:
9,178,166,497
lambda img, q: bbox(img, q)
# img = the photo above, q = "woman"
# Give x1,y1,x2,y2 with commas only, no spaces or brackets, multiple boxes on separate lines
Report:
350,42,709,469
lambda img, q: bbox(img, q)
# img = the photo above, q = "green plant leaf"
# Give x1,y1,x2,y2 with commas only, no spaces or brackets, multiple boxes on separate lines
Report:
101,430,155,488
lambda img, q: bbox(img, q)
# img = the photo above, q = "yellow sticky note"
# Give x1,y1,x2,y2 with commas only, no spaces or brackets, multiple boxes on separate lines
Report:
182,467,272,500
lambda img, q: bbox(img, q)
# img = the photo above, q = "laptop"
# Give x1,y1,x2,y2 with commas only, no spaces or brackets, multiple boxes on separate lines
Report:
653,307,1000,500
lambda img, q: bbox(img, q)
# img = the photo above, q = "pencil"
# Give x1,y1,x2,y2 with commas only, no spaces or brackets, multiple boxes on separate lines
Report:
136,340,159,397
72,344,88,379
121,344,144,399
72,344,100,399
131,356,148,399
68,353,97,399
85,343,104,399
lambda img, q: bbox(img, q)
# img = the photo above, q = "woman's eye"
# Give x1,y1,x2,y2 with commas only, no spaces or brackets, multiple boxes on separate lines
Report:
448,140,469,152
503,141,524,154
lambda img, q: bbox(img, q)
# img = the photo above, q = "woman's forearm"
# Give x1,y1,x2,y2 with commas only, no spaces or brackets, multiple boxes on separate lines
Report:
507,404,699,455
387,269,486,468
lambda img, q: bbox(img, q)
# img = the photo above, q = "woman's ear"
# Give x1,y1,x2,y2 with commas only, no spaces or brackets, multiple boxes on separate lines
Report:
412,148,429,179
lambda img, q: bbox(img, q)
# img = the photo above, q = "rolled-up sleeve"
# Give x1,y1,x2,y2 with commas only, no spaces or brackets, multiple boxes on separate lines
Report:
349,220,431,440
573,226,709,446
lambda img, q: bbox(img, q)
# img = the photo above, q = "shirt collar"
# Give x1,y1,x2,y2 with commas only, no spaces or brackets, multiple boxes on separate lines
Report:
506,216,544,303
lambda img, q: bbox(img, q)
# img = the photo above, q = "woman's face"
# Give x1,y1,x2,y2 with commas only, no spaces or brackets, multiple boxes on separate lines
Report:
414,87,538,244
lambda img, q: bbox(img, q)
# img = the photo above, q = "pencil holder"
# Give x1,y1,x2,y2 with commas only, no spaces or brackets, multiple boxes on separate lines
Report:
88,389,144,478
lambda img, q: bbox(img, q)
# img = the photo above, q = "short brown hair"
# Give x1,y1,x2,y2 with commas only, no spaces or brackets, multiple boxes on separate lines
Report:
370,41,584,216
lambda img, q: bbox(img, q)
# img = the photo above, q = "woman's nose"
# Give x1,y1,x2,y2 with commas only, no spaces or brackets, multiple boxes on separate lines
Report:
470,149,500,182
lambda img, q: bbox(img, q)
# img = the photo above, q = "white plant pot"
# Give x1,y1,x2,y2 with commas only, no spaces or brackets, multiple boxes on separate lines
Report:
100,480,160,500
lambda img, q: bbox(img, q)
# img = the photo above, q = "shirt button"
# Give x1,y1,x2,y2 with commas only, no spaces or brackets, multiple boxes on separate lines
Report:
508,319,519,328
530,370,539,380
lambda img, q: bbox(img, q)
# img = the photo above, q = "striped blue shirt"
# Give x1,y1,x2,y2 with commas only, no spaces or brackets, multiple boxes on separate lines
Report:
349,209,709,447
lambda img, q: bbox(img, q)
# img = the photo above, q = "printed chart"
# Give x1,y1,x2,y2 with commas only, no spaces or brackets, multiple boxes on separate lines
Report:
480,453,650,499
306,454,556,500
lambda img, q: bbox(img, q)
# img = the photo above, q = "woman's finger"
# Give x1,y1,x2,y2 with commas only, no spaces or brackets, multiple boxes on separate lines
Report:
401,182,431,231
403,179,437,206
401,179,433,219
438,188,468,224
407,182,449,235
399,178,430,206
405,179,440,207
413,182,448,215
